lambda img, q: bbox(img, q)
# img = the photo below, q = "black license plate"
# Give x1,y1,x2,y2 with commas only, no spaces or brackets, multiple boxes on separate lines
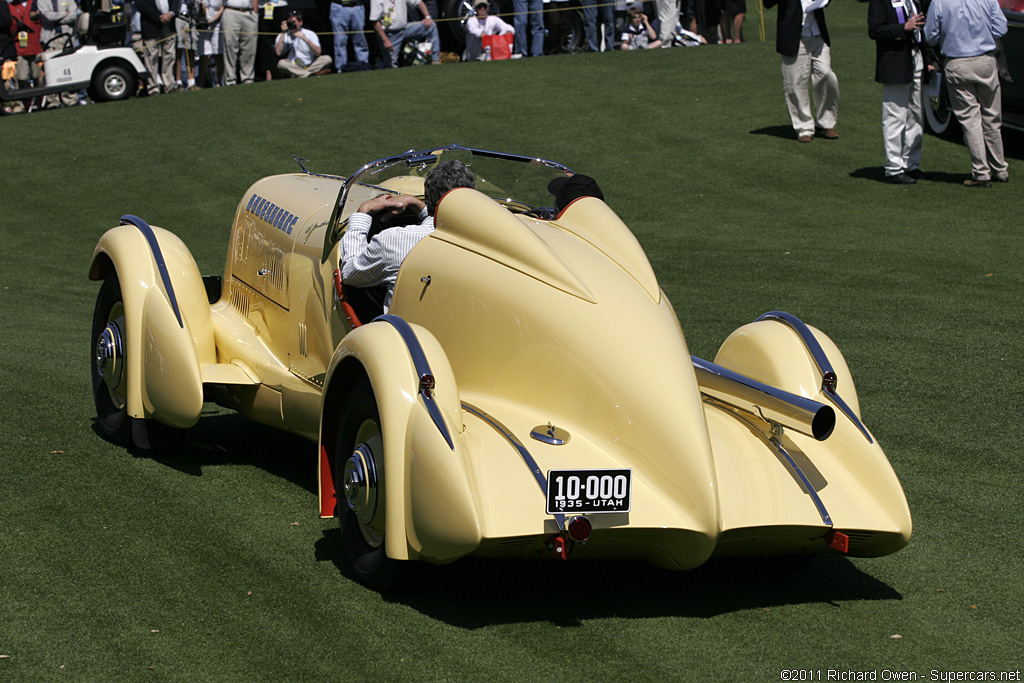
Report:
546,469,631,514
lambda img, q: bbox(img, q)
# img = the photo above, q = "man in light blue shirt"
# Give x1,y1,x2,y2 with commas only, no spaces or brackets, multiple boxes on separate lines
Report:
923,0,1008,186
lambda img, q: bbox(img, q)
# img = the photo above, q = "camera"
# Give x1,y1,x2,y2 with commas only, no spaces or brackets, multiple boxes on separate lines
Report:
183,0,208,29
286,17,298,31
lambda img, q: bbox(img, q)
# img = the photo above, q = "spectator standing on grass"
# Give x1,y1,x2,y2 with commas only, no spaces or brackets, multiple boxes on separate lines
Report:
464,0,513,60
369,0,440,67
512,0,543,57
9,0,44,112
763,0,839,142
1,0,15,115
656,0,679,45
39,0,79,49
196,0,224,86
138,0,178,93
869,0,929,184
221,0,257,84
719,0,744,42
923,0,1009,186
39,0,80,105
275,9,332,76
174,0,198,89
583,0,614,51
330,0,370,71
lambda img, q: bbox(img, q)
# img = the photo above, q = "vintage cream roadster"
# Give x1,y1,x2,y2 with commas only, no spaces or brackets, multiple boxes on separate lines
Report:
89,145,912,588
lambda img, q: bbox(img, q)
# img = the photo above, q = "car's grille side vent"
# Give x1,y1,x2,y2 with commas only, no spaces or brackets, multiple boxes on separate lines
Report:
230,285,250,317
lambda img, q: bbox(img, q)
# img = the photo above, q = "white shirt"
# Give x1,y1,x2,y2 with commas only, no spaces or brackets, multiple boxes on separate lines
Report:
369,0,419,32
341,209,433,312
280,26,320,65
464,14,514,59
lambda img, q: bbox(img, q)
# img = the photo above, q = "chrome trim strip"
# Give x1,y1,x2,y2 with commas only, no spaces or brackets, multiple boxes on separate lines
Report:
462,402,566,531
755,311,873,444
773,439,833,527
375,315,454,450
119,214,183,329
707,403,833,527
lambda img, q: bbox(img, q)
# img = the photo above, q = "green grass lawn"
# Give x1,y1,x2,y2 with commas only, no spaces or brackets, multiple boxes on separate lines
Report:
2,1,1023,678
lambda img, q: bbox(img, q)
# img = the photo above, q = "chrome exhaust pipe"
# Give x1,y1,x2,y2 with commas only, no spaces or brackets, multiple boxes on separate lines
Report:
691,356,835,441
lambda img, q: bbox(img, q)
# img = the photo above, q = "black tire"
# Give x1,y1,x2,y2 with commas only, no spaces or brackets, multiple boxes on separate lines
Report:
335,380,410,590
441,0,476,51
544,5,585,54
90,64,136,103
91,272,132,444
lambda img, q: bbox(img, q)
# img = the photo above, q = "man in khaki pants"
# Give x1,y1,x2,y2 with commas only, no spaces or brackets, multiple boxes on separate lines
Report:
221,0,258,84
923,0,1008,187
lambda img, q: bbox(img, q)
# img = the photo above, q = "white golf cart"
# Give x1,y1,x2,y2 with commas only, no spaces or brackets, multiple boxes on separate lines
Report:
1,0,148,107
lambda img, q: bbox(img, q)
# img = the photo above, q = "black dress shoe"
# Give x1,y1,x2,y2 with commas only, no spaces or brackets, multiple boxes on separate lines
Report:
885,173,916,185
906,168,929,180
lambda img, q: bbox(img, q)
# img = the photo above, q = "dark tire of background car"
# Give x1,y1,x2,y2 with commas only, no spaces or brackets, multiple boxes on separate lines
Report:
91,272,132,445
335,379,413,591
89,64,136,103
924,71,958,138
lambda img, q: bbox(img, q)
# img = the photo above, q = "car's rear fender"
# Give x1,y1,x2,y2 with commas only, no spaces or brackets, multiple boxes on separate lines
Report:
319,316,480,564
89,218,215,429
713,314,864,431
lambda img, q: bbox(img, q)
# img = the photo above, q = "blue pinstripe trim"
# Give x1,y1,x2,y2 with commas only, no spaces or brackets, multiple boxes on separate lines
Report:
119,215,184,329
375,314,454,450
461,402,567,532
756,311,873,444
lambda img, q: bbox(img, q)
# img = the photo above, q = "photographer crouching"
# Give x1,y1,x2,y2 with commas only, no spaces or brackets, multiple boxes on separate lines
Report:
274,10,332,77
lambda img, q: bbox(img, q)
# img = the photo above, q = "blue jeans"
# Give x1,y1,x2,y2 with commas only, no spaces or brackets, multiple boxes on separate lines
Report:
383,21,441,67
330,2,370,68
582,0,615,51
513,0,545,56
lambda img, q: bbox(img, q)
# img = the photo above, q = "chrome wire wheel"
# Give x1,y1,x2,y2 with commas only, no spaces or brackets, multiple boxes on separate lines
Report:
335,379,409,590
91,273,131,443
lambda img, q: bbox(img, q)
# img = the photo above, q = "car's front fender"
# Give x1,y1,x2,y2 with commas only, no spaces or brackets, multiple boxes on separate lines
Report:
89,218,214,429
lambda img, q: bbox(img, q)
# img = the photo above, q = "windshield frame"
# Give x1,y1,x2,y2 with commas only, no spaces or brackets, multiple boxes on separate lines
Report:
322,145,574,261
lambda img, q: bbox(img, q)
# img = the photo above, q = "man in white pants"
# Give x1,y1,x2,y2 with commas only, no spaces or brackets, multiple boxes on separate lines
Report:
764,0,839,142
869,0,928,184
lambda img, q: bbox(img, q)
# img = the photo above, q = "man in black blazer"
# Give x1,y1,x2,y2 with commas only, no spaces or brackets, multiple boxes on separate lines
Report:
869,0,928,184
137,0,179,95
763,0,840,142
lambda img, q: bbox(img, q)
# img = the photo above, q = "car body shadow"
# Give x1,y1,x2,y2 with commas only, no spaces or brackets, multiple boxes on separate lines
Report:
315,528,902,627
92,408,319,495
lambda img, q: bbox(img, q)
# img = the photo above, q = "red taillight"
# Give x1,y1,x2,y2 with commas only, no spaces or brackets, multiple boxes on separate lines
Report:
567,516,592,543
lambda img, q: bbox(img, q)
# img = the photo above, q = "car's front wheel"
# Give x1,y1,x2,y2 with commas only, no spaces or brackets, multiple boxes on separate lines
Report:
91,272,132,444
335,380,410,590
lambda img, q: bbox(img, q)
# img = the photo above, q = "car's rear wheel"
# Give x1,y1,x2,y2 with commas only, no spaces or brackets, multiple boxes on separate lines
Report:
92,272,132,444
89,64,136,102
335,380,410,590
